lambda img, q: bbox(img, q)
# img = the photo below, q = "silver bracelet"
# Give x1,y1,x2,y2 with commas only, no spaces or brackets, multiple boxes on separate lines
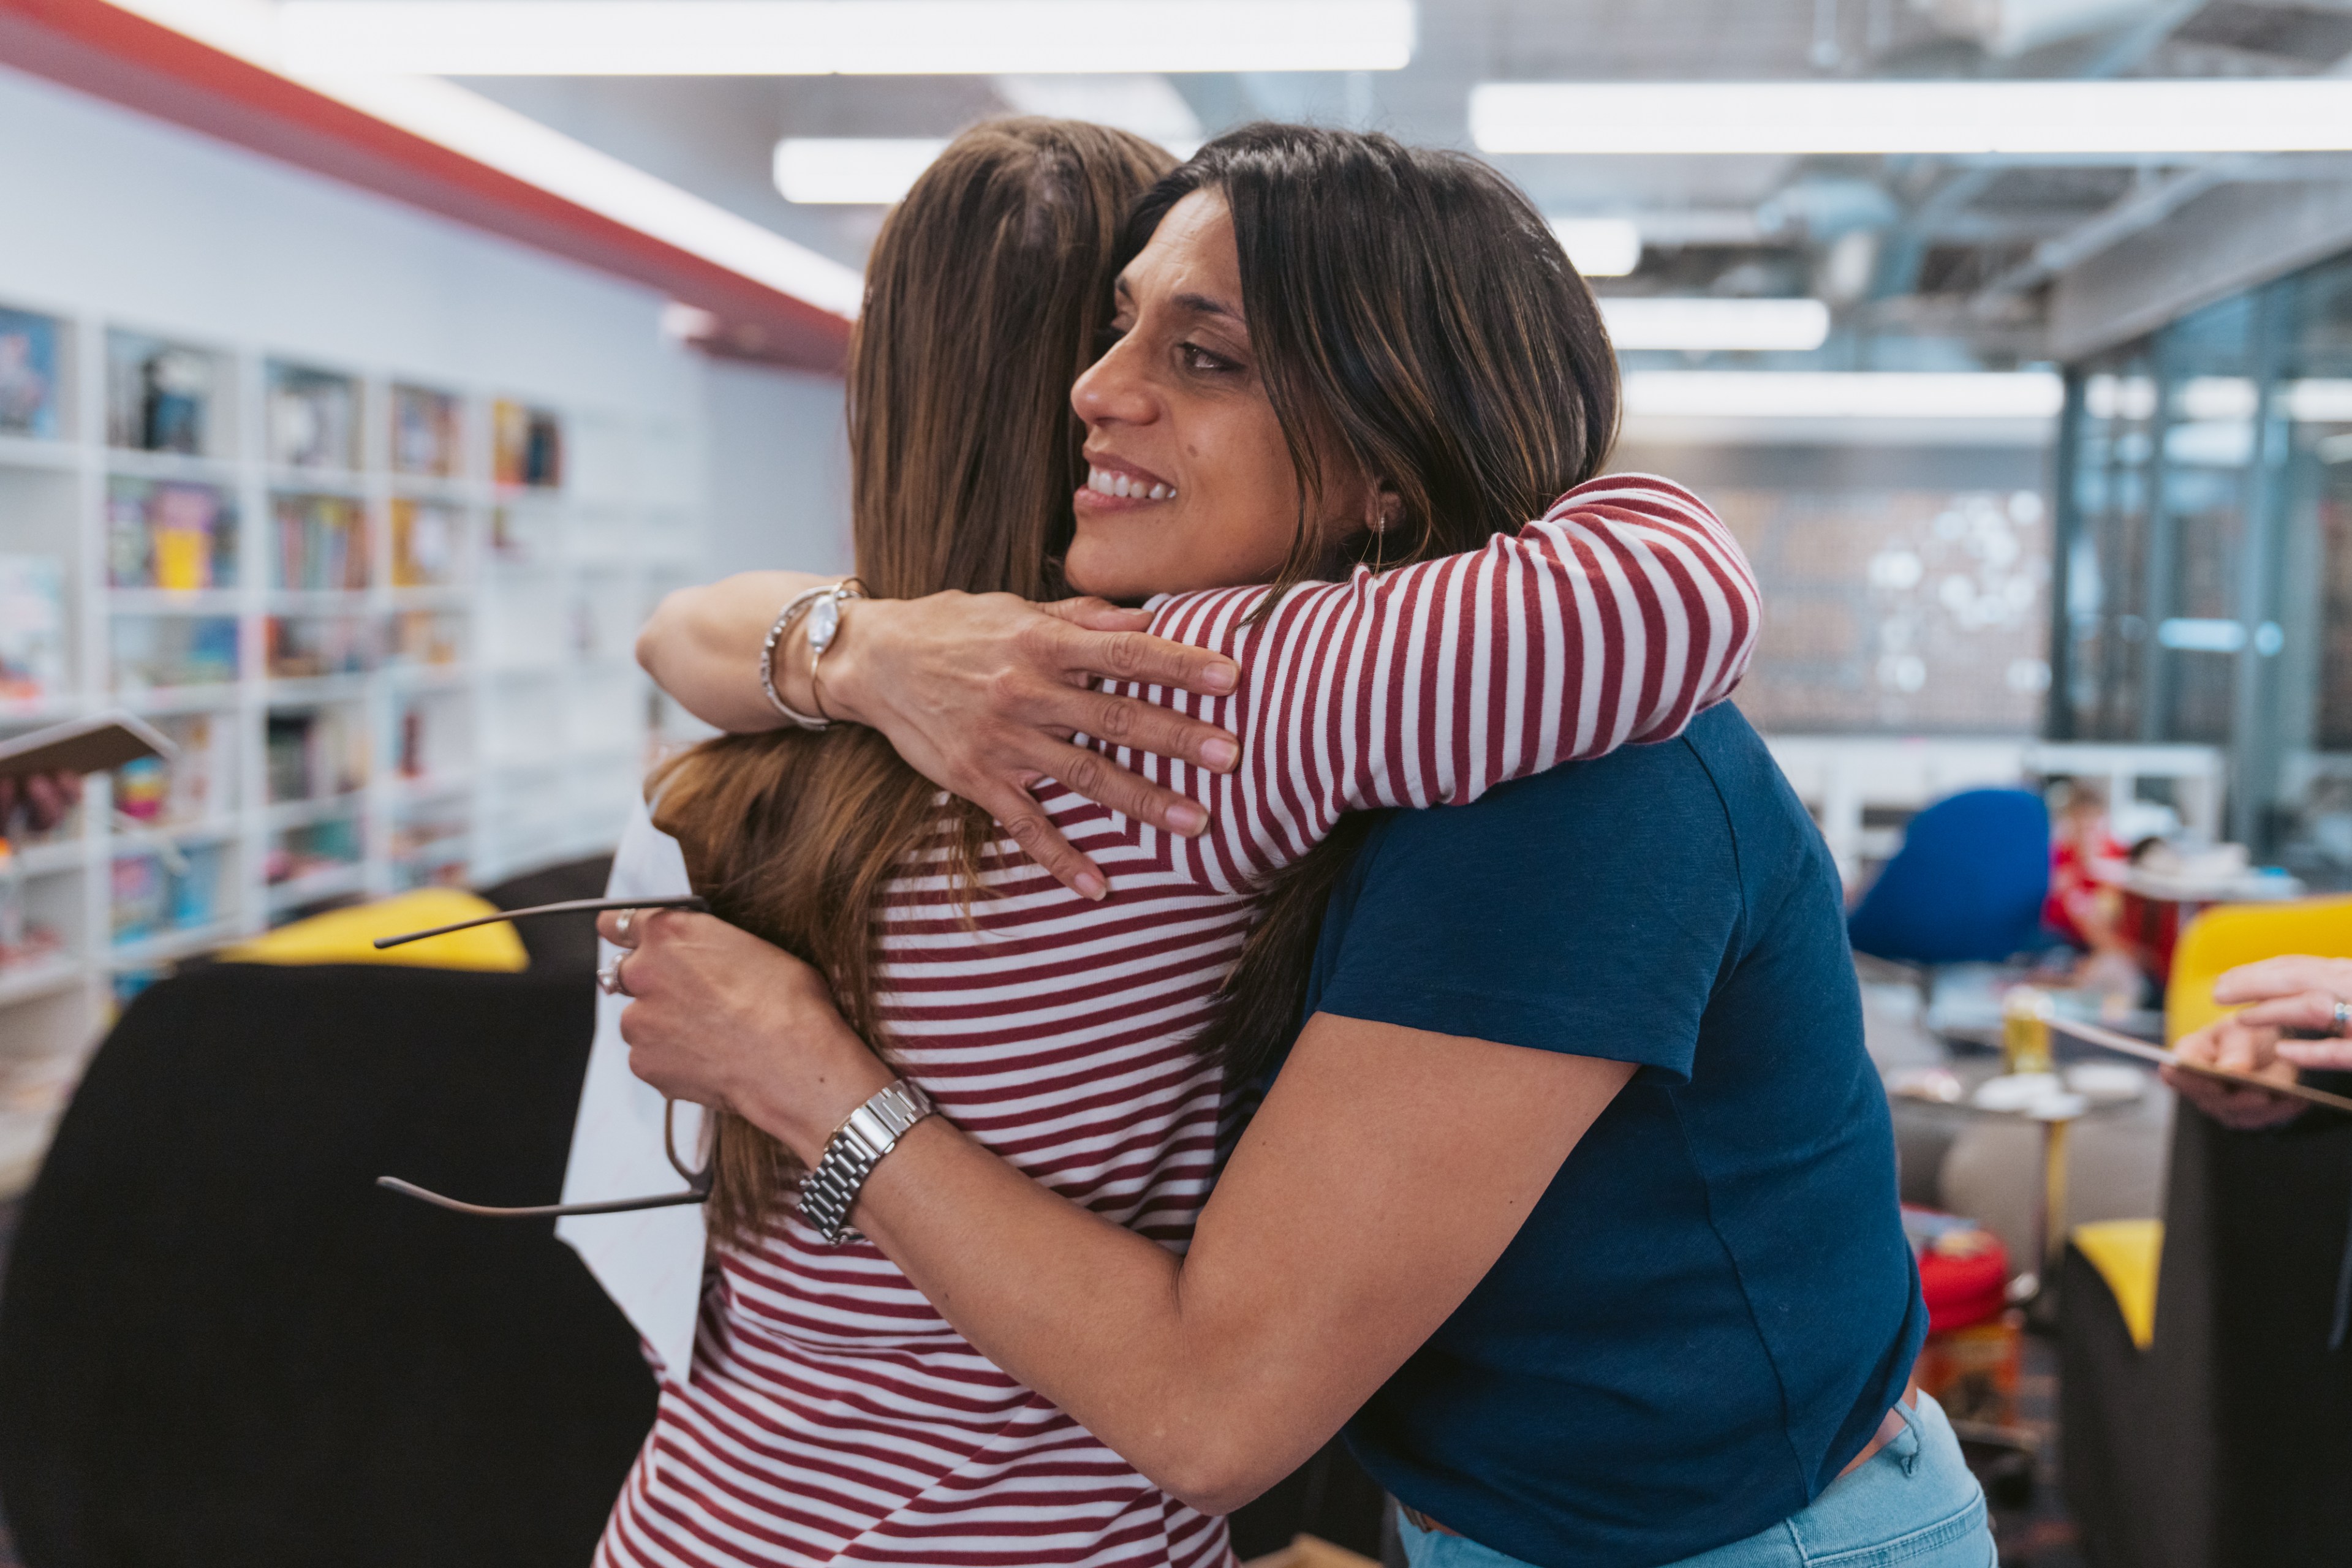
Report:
798,1079,936,1245
806,578,867,722
757,584,841,730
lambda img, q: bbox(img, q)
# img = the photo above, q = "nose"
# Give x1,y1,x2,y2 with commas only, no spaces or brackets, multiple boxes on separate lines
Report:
1072,330,1157,431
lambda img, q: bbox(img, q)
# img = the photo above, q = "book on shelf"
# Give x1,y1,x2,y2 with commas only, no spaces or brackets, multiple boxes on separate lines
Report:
266,615,376,679
265,706,366,804
273,493,368,591
0,873,66,977
108,478,236,590
114,710,235,826
390,498,463,586
266,363,360,471
268,815,363,886
0,556,67,704
388,609,465,668
392,384,463,478
0,307,62,439
110,615,239,691
396,690,469,780
110,839,226,944
492,399,562,489
107,333,222,456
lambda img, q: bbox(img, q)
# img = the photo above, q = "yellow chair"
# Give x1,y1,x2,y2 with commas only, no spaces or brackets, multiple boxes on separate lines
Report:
216,888,529,973
2164,893,2352,1044
2070,1218,2163,1350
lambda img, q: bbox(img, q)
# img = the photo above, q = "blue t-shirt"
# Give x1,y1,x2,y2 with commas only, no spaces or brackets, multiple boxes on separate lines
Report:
1291,704,1926,1568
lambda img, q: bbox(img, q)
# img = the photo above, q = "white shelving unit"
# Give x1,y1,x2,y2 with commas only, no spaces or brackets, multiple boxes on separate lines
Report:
0,296,707,1194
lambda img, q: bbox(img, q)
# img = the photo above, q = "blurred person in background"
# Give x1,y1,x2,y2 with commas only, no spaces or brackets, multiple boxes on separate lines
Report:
615,123,1989,1568
2164,956,2352,1352
2044,778,2137,995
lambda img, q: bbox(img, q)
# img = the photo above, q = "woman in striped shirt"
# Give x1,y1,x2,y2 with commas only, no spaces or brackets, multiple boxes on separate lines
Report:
602,123,1755,1568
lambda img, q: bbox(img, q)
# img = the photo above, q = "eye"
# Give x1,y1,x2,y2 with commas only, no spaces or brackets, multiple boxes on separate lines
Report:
1094,323,1130,353
1179,341,1239,375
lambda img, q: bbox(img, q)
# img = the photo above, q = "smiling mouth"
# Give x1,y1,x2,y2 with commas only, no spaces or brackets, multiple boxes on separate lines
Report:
1084,464,1178,502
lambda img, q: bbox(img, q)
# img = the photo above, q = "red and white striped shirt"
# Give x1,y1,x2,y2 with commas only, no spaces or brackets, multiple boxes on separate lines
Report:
598,474,1757,1568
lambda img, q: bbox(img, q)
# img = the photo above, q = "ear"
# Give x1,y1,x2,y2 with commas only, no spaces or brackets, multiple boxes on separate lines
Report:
1367,484,1404,535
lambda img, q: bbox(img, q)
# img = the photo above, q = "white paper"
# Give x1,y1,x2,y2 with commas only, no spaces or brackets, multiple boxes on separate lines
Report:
556,798,708,1379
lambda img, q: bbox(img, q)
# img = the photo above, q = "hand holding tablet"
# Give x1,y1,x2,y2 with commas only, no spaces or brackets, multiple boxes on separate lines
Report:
0,711,174,832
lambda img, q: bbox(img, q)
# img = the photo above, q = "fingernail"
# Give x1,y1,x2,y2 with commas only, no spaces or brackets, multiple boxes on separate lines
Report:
1168,802,1208,835
1201,738,1239,771
1204,665,1238,693
1075,872,1106,901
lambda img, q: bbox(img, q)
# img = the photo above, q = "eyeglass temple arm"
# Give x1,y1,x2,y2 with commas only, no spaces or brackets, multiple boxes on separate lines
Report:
371,895,709,950
374,1175,709,1219
377,1099,719,1219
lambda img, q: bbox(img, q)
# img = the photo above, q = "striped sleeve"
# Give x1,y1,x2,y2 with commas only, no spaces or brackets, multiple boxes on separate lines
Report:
1107,473,1758,889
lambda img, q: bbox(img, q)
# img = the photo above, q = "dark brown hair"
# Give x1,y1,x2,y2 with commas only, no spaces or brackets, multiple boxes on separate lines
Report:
650,119,1176,1245
1142,125,1623,1079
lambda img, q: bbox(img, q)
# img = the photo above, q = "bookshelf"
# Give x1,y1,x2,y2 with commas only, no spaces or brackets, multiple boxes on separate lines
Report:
0,297,708,1196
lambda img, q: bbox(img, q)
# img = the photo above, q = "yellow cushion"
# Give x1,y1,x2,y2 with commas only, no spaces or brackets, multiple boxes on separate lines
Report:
2167,894,2352,1043
218,888,529,973
2072,1218,2163,1350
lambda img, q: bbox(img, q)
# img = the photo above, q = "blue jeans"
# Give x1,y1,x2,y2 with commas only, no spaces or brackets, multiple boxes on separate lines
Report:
1396,1393,1994,1568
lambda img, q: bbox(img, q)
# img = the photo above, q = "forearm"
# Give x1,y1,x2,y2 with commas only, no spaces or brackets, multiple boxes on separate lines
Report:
732,1026,1295,1512
845,1123,1283,1512
635,570,838,733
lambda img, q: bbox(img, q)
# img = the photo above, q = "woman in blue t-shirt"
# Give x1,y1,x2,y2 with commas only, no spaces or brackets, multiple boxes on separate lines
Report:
614,126,1989,1568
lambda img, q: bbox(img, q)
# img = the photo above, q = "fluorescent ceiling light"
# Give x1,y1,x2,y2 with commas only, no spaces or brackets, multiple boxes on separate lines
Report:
775,139,950,205
994,75,1203,149
97,0,866,315
1549,219,1642,279
1622,372,2065,420
2156,618,2247,654
2288,379,2352,424
279,1,1418,76
1601,298,1831,353
1471,79,2352,156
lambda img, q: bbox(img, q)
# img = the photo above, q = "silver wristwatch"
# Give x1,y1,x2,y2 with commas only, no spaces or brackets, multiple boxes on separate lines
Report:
798,1079,936,1245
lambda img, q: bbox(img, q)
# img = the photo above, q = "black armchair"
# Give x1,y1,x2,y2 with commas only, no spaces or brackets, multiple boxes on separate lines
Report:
0,862,656,1568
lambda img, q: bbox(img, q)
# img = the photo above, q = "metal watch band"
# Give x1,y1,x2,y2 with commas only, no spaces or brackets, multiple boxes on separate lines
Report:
798,1079,936,1245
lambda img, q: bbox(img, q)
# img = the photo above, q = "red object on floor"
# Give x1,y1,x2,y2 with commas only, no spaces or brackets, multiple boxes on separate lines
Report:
1921,1234,2010,1334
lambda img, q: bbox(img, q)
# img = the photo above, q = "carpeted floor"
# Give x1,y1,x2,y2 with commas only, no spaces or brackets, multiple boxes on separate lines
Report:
1983,1333,2087,1567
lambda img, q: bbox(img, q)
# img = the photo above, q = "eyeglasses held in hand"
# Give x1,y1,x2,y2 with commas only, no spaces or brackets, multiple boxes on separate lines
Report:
372,895,719,1219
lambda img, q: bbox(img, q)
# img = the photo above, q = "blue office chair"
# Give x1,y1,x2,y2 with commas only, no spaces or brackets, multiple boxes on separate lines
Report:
1847,788,2051,965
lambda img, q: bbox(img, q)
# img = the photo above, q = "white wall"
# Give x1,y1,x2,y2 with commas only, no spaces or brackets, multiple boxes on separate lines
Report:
701,359,853,581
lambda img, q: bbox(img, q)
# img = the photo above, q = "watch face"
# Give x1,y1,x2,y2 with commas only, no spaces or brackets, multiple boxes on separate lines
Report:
808,595,842,654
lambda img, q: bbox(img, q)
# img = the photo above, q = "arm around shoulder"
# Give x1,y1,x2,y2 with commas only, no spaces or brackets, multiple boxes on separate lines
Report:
635,570,836,734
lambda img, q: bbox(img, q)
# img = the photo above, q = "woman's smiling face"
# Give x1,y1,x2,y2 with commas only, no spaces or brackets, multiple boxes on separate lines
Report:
1064,190,1373,602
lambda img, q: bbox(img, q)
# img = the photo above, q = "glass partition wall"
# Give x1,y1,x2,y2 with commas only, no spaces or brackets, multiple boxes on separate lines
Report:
2053,251,2352,880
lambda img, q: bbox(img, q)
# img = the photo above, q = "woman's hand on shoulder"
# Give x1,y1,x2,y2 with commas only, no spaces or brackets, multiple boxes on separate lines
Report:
822,593,1242,899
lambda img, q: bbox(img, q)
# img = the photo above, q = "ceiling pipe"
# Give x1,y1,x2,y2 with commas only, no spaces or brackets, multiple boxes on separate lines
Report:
1969,159,2245,307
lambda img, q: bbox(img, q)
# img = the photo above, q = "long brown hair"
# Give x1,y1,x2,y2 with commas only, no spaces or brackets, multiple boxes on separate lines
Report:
1146,125,1623,1080
650,119,1176,1245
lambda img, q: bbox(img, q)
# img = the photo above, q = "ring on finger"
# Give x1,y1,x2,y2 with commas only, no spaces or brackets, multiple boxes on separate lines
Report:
2332,996,2350,1036
597,949,632,997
